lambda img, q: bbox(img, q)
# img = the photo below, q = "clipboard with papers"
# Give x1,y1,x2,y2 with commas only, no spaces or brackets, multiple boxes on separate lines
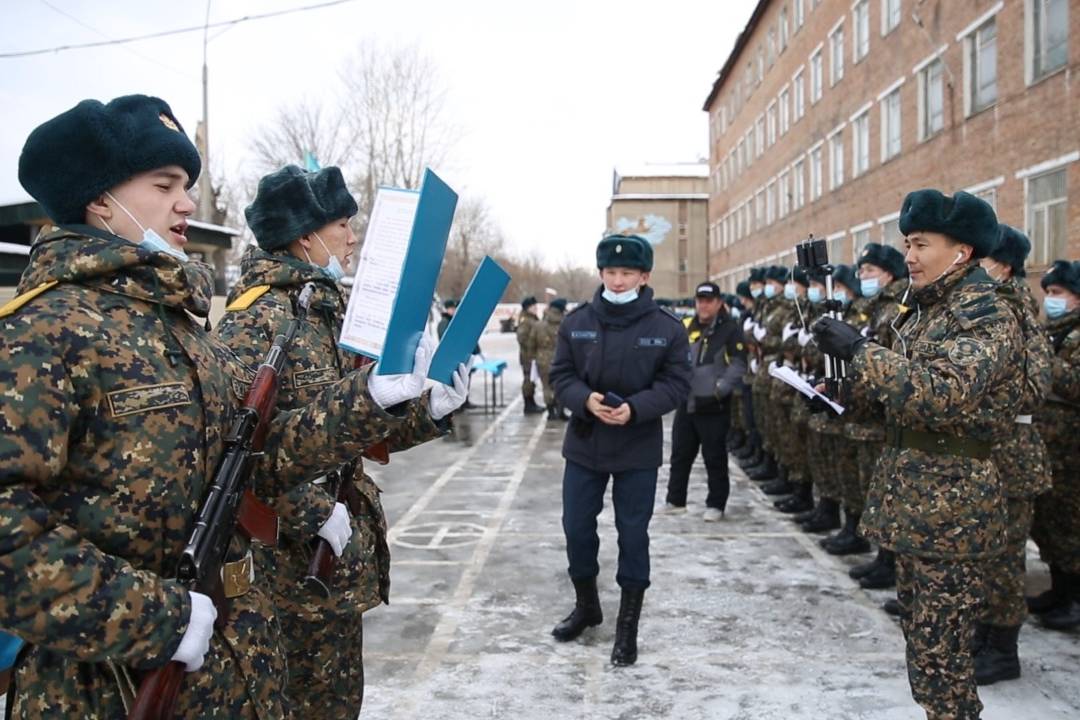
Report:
768,363,846,415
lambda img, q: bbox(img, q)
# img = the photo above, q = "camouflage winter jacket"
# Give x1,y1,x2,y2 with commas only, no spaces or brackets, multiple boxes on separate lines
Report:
214,248,446,621
991,278,1052,498
529,305,564,368
853,263,1024,559
0,228,412,718
1037,306,1080,463
516,311,538,366
843,278,907,439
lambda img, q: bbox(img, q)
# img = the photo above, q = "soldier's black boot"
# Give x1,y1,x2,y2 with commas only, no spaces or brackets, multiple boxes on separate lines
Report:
775,482,814,513
546,404,559,421
734,437,758,460
610,588,645,666
974,624,1021,685
823,512,871,555
859,549,896,589
882,597,901,617
1027,565,1067,614
727,429,747,452
738,444,763,468
849,548,885,580
762,467,793,495
1040,573,1080,630
747,453,779,481
523,396,545,415
551,577,603,641
799,498,841,532
971,621,990,655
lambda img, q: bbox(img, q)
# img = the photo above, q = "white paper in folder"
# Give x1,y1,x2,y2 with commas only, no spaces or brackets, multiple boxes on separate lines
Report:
768,363,845,415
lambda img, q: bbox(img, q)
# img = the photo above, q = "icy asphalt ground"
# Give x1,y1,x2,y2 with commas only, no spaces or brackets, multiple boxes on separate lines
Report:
4,331,1076,719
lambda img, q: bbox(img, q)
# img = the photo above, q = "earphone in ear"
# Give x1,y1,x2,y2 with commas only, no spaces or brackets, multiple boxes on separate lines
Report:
955,251,964,264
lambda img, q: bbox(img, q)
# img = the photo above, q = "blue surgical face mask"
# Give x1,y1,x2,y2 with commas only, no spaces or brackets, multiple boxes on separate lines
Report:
833,289,849,305
305,231,346,282
602,287,639,305
104,191,189,262
1044,296,1069,319
783,283,797,300
861,277,880,298
807,287,823,303
763,284,778,299
750,287,763,298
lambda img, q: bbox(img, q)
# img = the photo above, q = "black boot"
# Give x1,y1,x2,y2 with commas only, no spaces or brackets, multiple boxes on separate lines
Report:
523,396,545,415
790,505,819,523
849,548,885,580
882,597,901,616
546,404,559,421
738,446,763,468
775,483,814,513
1027,565,1067,614
748,454,779,481
551,577,603,641
762,476,793,495
610,588,645,666
734,440,758,460
727,429,747,452
1040,573,1080,630
974,624,1021,685
823,512,871,555
800,498,841,533
859,549,896,589
971,621,990,655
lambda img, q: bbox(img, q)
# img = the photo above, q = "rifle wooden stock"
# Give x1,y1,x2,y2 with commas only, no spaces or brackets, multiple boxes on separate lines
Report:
237,490,277,547
128,661,184,720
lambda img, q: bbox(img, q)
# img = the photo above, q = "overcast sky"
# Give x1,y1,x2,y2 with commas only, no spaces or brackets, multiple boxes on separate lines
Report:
0,0,755,268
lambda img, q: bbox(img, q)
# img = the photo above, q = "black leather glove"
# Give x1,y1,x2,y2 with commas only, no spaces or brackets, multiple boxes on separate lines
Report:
811,317,867,362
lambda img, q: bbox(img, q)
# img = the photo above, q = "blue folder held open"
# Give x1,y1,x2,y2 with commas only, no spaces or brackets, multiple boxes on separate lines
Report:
376,169,458,375
428,256,511,384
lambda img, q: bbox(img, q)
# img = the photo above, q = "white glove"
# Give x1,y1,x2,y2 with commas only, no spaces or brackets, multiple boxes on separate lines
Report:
749,357,760,374
798,328,813,347
781,322,799,343
172,591,217,672
317,502,352,558
753,324,767,341
369,334,434,409
742,316,754,332
430,362,469,421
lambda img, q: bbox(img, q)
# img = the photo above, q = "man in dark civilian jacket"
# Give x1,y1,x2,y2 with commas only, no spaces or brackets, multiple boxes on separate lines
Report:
663,281,747,520
548,233,691,666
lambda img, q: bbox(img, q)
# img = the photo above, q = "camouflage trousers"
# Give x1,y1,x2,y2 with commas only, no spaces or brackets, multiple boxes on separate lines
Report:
807,426,843,501
537,361,555,406
896,554,984,720
731,384,745,435
981,497,1033,626
279,612,364,719
520,359,536,400
853,441,882,516
781,391,808,483
751,369,773,453
833,437,862,515
1031,449,1080,574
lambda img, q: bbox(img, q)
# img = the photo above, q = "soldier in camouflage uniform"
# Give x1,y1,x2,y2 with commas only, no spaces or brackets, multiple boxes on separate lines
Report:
529,297,567,420
0,96,431,719
1029,259,1080,630
735,269,768,468
214,165,467,716
814,190,1024,720
727,282,754,454
516,296,545,414
970,224,1053,684
745,266,793,483
833,245,908,571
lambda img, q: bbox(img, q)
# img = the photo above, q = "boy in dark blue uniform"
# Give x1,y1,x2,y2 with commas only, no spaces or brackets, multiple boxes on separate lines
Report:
548,234,691,666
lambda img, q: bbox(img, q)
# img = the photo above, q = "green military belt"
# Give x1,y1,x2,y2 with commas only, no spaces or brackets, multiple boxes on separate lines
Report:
885,425,991,460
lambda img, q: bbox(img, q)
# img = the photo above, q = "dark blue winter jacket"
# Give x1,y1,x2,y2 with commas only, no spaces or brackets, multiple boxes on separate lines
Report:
550,285,691,472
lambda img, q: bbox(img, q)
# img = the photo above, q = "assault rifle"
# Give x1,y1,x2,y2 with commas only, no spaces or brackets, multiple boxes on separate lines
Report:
128,283,316,720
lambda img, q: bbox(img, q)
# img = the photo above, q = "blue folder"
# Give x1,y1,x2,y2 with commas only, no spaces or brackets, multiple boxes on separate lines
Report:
428,256,511,384
1,629,23,671
376,169,458,375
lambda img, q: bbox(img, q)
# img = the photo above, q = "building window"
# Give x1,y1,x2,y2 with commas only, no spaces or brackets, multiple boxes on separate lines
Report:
793,68,806,120
882,0,901,36
852,226,871,261
829,23,845,86
830,134,845,190
966,19,998,115
810,50,824,103
881,88,902,161
779,87,791,135
758,46,765,84
810,147,824,200
756,189,765,230
882,218,903,248
767,102,777,146
779,170,791,217
852,111,870,177
794,0,805,30
1028,168,1068,265
1031,0,1068,82
918,59,945,141
853,1,870,62
793,159,806,209
780,7,790,51
827,234,845,265
766,181,776,225
768,29,777,68
974,188,997,210
755,116,765,157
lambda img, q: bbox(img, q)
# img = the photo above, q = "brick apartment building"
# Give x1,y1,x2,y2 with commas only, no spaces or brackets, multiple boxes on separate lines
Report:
703,0,1079,293
606,163,710,299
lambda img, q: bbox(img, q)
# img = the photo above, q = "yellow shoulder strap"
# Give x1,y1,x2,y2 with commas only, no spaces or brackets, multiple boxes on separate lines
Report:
225,285,271,312
0,280,60,319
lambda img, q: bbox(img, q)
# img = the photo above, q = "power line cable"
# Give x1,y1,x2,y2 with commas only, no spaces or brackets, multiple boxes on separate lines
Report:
3,0,358,59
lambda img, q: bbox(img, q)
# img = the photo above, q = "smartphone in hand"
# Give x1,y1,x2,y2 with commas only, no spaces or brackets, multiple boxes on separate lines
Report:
601,391,625,408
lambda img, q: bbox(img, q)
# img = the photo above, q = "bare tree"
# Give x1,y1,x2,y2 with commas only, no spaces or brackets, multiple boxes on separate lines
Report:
439,196,504,299
247,98,358,178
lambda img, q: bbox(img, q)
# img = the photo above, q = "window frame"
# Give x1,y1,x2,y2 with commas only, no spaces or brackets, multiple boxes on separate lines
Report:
829,20,846,86
853,0,871,63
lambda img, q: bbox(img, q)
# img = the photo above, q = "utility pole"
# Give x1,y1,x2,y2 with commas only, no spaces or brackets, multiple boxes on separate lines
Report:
196,0,214,222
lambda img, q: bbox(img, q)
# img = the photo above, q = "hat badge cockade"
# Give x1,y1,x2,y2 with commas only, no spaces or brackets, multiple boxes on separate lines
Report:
159,113,179,132
616,244,623,253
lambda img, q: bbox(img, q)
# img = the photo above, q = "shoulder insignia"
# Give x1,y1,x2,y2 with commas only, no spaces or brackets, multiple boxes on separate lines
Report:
0,280,60,318
947,337,988,366
226,285,272,312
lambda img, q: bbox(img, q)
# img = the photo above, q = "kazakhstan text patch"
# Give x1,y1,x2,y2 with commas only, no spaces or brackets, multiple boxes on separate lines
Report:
106,382,191,417
637,337,668,348
294,366,339,389
571,330,598,340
